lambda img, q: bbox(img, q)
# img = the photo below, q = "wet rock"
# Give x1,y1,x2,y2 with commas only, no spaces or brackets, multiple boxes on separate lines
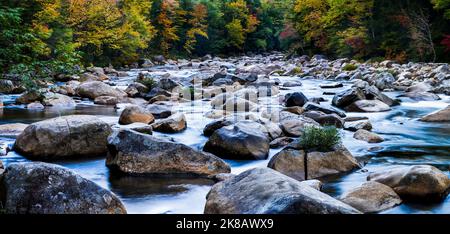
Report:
285,92,309,107
76,81,127,99
125,83,149,97
402,91,441,101
158,78,181,90
113,122,153,135
42,93,76,108
332,88,365,108
283,81,303,87
119,105,155,125
354,129,384,143
0,123,29,138
146,104,173,119
0,160,4,174
345,100,391,112
373,72,395,90
269,146,360,181
204,123,270,160
209,173,236,183
203,119,233,136
300,180,323,191
0,80,15,94
268,148,306,181
27,102,45,109
420,106,450,122
1,162,126,214
367,165,450,201
304,102,346,117
204,168,361,214
320,82,343,89
283,106,305,115
14,115,112,160
16,91,42,104
304,111,344,128
340,181,402,213
94,96,119,105
106,129,230,177
152,113,186,133
270,137,295,148
278,111,320,137
344,119,372,131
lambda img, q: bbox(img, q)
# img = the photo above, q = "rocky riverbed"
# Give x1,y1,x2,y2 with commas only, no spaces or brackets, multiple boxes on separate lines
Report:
0,53,449,214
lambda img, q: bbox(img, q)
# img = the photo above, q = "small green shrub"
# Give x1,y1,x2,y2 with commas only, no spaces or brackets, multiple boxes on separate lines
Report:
299,126,341,152
291,67,302,75
137,76,157,90
342,64,358,71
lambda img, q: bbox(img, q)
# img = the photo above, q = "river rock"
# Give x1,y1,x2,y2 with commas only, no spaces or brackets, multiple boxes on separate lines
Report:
300,180,323,191
204,168,361,214
345,100,391,112
304,102,346,117
278,111,320,137
119,105,155,125
304,111,344,128
269,137,295,148
0,123,29,138
420,106,450,122
403,91,441,101
203,119,233,136
16,91,42,104
285,92,309,107
76,81,127,99
320,82,343,89
332,87,365,108
354,129,384,143
1,162,126,214
203,123,270,160
367,165,450,201
340,181,402,213
14,115,112,160
146,104,173,119
94,96,119,105
373,72,395,90
268,146,360,181
106,129,230,177
344,120,372,131
152,113,186,133
42,93,76,108
27,102,45,109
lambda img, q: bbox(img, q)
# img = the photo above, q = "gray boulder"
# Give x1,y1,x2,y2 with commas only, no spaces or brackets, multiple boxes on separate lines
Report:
1,162,126,214
420,106,450,122
204,168,361,214
106,129,230,177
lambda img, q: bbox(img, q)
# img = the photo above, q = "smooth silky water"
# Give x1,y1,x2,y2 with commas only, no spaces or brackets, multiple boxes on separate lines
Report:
1,72,449,214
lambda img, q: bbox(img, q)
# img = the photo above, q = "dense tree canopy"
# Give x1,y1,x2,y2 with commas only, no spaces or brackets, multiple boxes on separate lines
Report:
0,0,449,79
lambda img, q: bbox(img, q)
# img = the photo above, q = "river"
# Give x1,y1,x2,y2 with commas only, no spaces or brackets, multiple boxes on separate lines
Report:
1,68,449,214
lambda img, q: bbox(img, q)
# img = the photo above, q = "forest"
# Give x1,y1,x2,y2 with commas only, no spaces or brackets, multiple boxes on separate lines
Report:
1,0,449,81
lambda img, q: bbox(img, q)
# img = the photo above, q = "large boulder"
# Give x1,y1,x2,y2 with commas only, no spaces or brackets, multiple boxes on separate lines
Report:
340,181,402,213
204,168,361,214
345,100,391,112
344,120,372,132
16,91,42,104
151,113,187,133
1,162,126,214
285,92,309,107
106,129,230,177
304,102,346,117
203,123,270,160
403,91,441,101
76,81,127,99
332,88,365,108
373,72,395,90
268,146,360,181
367,165,450,201
303,111,344,128
14,115,112,160
146,104,173,119
420,106,450,122
119,105,155,125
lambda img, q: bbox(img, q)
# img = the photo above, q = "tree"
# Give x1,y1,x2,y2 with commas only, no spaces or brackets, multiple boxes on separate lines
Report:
184,3,209,54
151,0,180,56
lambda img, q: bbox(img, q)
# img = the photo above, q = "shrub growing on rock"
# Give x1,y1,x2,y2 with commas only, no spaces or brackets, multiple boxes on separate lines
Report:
137,76,157,90
299,126,341,152
342,64,358,71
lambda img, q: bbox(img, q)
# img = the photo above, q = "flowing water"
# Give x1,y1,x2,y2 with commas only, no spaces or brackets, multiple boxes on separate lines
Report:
1,70,449,214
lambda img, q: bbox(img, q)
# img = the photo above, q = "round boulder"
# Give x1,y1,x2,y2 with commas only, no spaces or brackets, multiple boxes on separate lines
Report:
119,105,155,125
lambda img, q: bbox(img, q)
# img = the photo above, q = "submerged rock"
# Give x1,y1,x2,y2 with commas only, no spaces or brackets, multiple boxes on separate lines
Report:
1,162,126,214
367,165,450,201
14,115,111,160
106,129,230,177
76,81,127,99
420,106,450,122
0,123,29,138
42,93,76,108
340,181,402,213
203,123,270,160
204,168,361,214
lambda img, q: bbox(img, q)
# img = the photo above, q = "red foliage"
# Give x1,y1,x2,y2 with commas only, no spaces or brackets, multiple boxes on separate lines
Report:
441,35,450,52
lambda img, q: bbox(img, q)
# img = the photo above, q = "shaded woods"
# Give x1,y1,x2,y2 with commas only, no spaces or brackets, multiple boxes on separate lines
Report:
0,0,449,86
